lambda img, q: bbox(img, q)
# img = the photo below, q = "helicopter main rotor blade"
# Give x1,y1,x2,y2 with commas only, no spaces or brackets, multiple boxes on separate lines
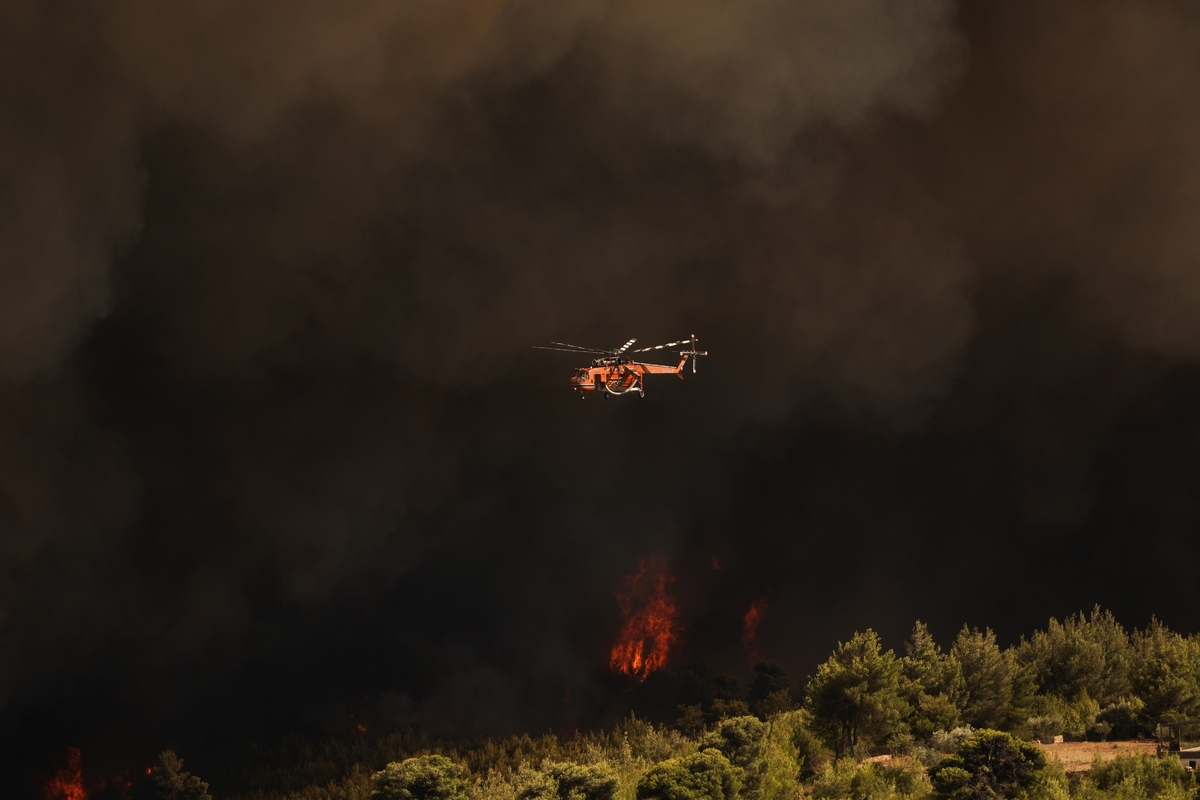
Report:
613,338,638,354
534,345,609,354
549,341,609,352
631,337,694,353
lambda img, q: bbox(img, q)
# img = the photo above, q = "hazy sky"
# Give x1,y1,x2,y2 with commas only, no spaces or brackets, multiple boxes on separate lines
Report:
5,0,1200,787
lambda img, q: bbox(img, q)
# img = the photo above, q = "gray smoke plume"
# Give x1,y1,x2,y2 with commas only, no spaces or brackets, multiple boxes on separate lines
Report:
6,0,1200,783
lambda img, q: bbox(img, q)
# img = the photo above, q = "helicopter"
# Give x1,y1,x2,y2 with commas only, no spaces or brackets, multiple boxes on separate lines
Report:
534,336,707,398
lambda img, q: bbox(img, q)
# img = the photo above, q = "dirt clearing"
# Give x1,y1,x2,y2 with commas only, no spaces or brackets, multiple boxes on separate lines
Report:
1037,741,1158,772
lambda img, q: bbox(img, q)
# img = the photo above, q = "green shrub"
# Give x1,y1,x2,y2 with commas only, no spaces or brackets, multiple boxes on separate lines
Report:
928,729,1043,800
1083,754,1195,800
700,716,768,800
812,758,931,800
1027,717,1064,744
514,762,620,800
701,717,767,770
371,755,469,800
1027,693,1099,740
1096,699,1149,740
930,728,974,755
635,750,741,800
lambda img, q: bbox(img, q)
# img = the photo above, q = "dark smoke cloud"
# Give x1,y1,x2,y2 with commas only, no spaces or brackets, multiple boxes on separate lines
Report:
5,0,1200,788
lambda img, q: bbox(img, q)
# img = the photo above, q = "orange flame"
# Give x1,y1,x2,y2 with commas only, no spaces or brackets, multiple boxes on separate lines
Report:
609,557,679,680
742,596,769,649
45,747,87,800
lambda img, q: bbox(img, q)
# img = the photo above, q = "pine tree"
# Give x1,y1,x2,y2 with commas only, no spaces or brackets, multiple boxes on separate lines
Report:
151,751,211,800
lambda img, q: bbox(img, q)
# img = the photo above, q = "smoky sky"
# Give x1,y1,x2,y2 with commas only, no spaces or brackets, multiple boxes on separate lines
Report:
6,0,1200,787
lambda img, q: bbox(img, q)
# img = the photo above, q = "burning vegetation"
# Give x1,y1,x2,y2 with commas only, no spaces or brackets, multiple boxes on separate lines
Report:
44,748,85,800
741,596,771,664
609,558,680,680
39,748,208,800
741,596,769,650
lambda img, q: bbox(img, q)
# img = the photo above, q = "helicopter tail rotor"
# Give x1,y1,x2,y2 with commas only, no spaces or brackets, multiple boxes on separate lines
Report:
682,334,707,374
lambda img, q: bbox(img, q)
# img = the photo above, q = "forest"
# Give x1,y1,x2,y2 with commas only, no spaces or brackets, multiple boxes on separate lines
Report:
130,609,1200,800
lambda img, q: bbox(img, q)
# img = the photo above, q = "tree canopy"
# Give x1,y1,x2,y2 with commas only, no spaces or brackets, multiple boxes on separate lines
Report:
929,729,1045,800
152,751,212,800
805,629,907,756
636,750,742,800
902,622,965,740
371,755,469,800
519,762,620,800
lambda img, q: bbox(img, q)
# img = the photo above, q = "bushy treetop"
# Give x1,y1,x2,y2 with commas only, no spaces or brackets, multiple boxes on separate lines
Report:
701,715,767,768
518,762,619,800
1016,607,1131,706
371,754,469,800
152,751,212,800
636,750,742,800
929,729,1045,800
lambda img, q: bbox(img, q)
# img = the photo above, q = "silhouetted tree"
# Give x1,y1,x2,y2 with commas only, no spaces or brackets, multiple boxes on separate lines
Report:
750,661,789,704
151,751,211,800
641,662,747,727
749,661,796,719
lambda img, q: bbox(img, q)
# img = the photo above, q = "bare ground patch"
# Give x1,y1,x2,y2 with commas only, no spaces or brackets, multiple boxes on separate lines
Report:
1037,741,1159,772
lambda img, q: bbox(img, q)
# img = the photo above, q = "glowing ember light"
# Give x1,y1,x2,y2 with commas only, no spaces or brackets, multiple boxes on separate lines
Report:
710,556,721,571
45,747,87,800
742,596,769,649
102,772,134,797
609,557,679,680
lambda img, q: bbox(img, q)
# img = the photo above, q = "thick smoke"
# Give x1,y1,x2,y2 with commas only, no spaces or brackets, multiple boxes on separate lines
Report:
6,0,1200,787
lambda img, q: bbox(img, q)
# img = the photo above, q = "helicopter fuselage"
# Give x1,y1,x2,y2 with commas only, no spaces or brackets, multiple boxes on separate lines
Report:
571,355,692,398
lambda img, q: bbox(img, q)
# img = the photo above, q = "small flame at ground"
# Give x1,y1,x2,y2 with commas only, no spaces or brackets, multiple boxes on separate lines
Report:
610,557,679,680
742,596,769,650
45,747,87,800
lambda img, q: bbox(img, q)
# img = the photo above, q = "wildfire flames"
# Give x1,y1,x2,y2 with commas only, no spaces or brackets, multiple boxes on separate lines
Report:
45,747,86,800
742,596,769,650
610,557,679,680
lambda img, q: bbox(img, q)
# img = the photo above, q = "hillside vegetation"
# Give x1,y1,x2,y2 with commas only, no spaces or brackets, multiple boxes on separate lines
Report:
202,609,1200,800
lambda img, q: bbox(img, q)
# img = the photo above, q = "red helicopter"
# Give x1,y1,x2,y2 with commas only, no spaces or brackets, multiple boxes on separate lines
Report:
534,336,707,398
